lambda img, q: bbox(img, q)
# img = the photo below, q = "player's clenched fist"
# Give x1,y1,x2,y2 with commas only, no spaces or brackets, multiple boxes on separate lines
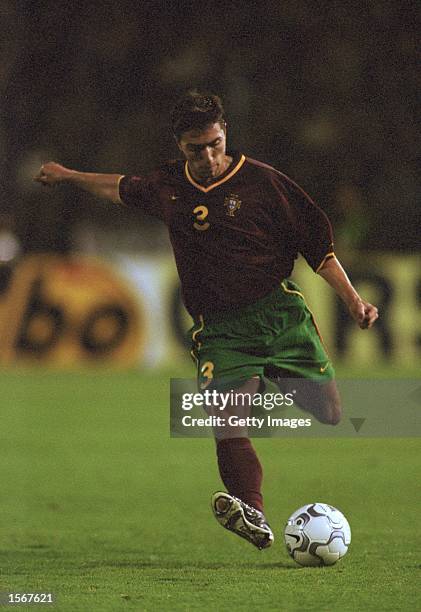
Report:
349,299,379,329
34,161,74,185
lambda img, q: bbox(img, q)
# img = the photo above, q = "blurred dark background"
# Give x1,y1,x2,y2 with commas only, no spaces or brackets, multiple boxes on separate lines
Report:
1,0,419,254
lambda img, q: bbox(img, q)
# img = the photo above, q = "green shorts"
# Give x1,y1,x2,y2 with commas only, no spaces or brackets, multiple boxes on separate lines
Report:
189,280,334,391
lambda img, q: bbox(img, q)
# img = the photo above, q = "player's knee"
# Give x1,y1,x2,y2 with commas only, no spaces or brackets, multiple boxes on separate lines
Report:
314,398,342,425
324,401,342,426
318,382,342,425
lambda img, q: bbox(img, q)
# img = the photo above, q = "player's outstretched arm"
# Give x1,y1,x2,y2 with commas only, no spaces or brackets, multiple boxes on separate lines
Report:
317,256,378,329
34,162,123,204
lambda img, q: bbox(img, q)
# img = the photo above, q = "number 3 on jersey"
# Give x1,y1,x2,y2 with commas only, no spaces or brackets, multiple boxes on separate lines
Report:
193,205,210,231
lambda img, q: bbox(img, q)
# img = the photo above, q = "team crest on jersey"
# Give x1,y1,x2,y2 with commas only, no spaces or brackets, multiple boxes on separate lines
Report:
224,194,242,217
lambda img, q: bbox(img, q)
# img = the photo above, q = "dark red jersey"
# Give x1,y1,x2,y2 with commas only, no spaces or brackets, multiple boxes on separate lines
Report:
119,152,334,317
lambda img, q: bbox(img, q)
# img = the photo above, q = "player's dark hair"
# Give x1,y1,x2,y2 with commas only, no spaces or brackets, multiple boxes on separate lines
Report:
171,90,225,140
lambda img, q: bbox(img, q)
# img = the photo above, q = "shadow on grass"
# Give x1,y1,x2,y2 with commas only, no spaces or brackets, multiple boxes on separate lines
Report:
2,551,300,572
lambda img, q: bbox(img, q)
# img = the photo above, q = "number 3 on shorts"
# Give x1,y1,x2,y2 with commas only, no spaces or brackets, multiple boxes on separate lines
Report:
200,361,214,390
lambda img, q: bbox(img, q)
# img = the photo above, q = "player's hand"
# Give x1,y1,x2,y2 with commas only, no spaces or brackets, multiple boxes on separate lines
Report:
348,298,379,329
33,162,74,186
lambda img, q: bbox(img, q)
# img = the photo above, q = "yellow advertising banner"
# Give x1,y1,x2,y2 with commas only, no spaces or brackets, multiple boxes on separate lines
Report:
0,254,144,367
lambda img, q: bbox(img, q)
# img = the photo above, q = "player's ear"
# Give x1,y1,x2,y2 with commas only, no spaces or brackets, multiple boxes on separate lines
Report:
174,133,184,151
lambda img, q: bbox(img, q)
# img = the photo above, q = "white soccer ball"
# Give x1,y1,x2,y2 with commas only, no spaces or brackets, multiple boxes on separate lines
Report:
284,502,351,567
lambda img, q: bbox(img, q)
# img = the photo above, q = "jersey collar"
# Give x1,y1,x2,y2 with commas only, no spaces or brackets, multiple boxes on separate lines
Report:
184,152,245,193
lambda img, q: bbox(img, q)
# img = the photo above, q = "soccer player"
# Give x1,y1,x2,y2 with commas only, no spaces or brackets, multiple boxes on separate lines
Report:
34,91,378,550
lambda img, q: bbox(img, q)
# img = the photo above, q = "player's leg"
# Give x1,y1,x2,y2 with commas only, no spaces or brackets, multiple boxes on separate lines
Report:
189,316,273,548
191,318,267,509
265,280,342,425
190,314,267,506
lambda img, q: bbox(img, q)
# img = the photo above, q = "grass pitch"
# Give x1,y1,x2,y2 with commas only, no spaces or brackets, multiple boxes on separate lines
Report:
0,367,420,611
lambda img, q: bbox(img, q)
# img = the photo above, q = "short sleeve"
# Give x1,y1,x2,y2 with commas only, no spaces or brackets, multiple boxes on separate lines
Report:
118,175,164,220
282,176,335,272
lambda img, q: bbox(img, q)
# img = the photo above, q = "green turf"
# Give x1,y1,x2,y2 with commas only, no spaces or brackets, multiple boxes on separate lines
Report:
0,368,420,611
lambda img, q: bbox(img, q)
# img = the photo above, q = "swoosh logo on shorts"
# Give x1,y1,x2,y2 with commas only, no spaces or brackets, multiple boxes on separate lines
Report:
320,362,330,373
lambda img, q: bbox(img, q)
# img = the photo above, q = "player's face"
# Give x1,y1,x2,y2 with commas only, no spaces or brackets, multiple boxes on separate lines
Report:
178,122,227,182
